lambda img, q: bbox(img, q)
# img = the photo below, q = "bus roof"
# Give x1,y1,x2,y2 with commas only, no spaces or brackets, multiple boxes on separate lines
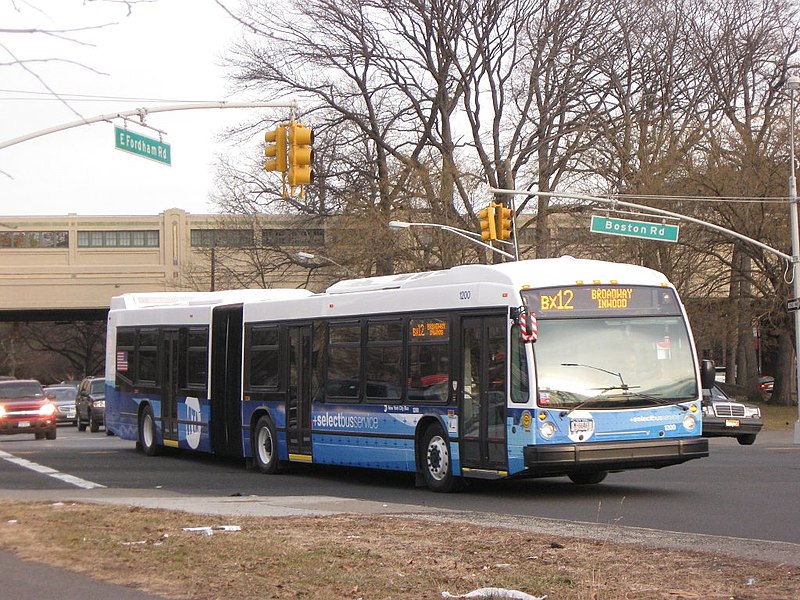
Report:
109,288,314,311
325,257,672,295
108,258,675,325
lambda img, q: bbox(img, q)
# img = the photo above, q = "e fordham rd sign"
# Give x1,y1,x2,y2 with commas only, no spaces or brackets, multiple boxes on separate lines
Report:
590,215,679,243
114,126,171,166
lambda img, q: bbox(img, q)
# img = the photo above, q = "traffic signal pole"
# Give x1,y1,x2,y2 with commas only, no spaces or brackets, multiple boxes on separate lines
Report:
0,101,299,151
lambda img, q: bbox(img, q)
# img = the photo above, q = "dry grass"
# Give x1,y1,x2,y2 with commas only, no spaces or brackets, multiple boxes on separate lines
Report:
760,403,798,432
0,500,798,599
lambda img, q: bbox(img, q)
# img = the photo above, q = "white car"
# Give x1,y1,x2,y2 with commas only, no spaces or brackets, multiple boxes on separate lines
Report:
702,385,762,445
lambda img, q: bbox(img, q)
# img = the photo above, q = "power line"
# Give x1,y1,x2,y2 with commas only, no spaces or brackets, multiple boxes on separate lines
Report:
0,88,213,103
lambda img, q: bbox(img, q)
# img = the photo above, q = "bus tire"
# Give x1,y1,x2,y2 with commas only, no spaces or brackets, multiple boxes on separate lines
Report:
253,415,279,474
568,471,608,485
421,423,458,493
138,405,160,456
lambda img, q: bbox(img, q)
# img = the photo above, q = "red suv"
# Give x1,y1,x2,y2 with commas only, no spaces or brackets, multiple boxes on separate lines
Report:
0,379,57,440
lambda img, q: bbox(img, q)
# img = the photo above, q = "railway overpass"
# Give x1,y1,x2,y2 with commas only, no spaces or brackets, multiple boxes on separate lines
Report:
0,209,322,322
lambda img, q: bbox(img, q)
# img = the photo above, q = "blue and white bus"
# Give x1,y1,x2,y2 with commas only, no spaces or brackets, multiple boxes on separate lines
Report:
105,257,710,492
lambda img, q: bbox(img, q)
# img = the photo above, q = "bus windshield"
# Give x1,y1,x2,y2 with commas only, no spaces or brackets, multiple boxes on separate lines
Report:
532,316,697,409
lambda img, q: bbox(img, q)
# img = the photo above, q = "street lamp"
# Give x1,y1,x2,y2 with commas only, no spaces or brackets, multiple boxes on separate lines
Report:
388,220,516,260
787,75,800,444
295,251,357,277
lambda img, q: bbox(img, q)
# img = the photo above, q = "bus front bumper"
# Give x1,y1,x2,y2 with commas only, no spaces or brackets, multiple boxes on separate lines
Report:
523,437,709,474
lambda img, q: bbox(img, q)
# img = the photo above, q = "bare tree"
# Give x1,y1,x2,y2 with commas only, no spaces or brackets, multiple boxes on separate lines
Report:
20,321,106,379
216,0,612,270
686,0,800,402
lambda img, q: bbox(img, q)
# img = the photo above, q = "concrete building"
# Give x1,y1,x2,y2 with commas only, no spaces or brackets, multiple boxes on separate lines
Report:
0,209,325,320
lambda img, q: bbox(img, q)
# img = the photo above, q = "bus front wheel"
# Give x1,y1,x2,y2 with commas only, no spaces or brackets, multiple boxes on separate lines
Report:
253,416,279,474
421,423,458,493
138,406,160,456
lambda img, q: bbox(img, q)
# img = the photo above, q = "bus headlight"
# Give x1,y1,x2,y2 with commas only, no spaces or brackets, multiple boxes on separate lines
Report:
539,421,556,439
682,414,697,431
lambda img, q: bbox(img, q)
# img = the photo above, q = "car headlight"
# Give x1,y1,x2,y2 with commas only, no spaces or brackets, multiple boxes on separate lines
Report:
39,403,56,417
0,405,5,418
94,400,105,409
682,414,697,431
745,406,761,419
539,421,556,439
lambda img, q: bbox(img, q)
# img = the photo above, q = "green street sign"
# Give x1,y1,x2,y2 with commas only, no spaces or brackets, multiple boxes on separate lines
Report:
590,215,679,243
114,126,171,166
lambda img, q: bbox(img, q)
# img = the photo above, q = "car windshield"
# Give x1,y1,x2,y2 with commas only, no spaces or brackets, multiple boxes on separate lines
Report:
90,380,105,394
46,387,77,401
533,316,697,409
0,382,44,399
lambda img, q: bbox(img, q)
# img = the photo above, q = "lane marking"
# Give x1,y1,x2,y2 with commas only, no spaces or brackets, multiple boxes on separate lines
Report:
0,449,106,489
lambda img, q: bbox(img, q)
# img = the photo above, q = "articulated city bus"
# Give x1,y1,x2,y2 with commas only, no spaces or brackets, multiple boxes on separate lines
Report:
105,257,709,492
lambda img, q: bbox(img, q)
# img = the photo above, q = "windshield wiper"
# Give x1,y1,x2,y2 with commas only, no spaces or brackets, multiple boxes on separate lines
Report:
558,363,689,414
560,363,638,392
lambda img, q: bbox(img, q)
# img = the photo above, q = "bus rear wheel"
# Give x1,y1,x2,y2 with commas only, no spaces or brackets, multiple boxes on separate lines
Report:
568,471,608,485
253,416,279,474
421,423,458,493
138,405,160,456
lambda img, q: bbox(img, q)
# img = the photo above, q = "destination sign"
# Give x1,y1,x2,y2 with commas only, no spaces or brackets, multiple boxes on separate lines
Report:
410,318,448,340
521,286,681,318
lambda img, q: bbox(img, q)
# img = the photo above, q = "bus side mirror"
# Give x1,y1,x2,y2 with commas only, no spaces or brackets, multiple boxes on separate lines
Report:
700,359,715,390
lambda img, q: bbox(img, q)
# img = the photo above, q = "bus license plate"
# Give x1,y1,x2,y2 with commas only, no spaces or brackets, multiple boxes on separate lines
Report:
725,419,740,428
570,419,593,433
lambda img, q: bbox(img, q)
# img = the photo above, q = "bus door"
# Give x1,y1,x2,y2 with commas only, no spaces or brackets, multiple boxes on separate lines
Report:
159,329,180,445
210,304,244,458
459,315,508,474
287,324,313,458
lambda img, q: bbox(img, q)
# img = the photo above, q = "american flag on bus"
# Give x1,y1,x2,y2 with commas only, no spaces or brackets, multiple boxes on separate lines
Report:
117,350,129,372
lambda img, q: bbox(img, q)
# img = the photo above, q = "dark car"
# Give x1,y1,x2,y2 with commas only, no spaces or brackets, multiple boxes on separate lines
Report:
0,379,57,440
44,385,78,425
76,376,106,433
702,384,762,445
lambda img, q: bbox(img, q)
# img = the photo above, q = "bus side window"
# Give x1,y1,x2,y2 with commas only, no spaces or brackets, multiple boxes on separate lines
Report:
366,320,402,401
248,326,280,389
137,329,159,386
185,328,209,390
327,322,361,401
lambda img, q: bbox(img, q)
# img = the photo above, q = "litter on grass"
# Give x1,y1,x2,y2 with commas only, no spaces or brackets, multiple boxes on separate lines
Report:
182,525,242,535
441,588,546,599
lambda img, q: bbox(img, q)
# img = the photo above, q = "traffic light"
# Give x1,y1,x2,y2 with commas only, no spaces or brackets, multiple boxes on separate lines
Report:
479,204,497,241
287,120,314,189
264,124,287,173
496,204,513,241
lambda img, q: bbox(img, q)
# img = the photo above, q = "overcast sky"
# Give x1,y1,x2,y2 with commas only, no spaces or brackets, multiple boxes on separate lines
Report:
1,0,264,217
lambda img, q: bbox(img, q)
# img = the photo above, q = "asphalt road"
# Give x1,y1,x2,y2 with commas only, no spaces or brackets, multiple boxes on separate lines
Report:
1,426,799,546
2,425,800,598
